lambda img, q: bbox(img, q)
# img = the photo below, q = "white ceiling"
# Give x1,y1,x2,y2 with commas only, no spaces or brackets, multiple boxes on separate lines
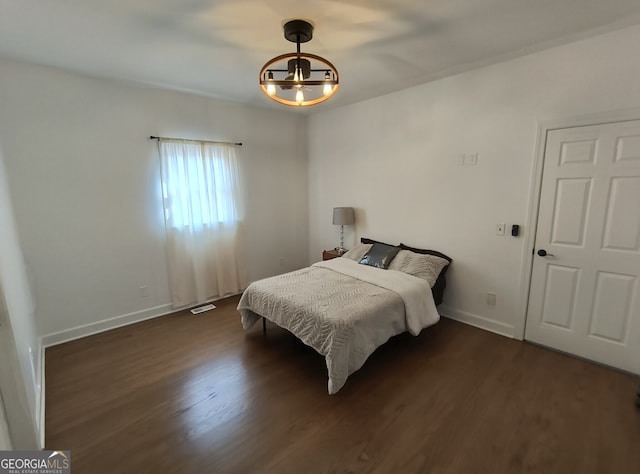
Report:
2,0,640,111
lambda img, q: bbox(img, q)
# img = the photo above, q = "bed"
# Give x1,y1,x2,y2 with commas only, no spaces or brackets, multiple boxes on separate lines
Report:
237,239,452,394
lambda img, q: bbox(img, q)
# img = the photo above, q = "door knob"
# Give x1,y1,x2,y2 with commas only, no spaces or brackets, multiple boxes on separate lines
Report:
537,249,555,257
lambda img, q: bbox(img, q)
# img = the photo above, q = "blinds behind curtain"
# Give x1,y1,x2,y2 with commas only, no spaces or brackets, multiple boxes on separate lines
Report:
158,139,247,308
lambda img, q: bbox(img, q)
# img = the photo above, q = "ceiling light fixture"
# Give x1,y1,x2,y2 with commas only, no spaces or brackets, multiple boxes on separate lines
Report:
259,19,339,107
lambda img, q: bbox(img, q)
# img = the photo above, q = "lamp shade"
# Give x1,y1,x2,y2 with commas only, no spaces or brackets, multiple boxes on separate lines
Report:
332,207,355,226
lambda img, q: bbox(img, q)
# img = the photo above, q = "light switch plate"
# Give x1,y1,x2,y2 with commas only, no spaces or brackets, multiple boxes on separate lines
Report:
487,293,497,305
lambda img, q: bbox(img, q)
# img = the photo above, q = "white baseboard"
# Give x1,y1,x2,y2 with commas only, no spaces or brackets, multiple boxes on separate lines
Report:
439,305,515,339
41,303,174,348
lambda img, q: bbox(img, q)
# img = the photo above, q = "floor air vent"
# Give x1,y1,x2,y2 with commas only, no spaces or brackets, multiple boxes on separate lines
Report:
190,304,216,314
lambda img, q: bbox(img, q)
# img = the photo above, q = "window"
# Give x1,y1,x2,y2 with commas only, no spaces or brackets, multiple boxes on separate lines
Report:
157,138,246,307
159,140,241,229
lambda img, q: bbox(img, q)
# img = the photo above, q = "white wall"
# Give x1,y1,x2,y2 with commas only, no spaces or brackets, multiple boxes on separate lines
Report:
0,58,308,341
308,24,640,337
0,151,39,448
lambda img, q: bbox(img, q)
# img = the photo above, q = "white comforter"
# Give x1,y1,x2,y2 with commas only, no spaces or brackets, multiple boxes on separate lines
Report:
238,258,440,394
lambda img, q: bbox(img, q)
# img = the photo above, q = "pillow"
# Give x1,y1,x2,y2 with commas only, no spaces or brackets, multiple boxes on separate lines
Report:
399,243,452,267
341,243,372,262
399,243,452,306
359,243,401,269
388,250,450,287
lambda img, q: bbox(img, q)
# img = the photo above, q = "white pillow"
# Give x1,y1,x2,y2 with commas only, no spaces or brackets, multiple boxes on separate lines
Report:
341,243,372,262
387,250,449,287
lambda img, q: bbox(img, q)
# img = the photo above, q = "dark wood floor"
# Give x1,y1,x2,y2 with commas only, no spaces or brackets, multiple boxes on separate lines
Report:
45,295,640,473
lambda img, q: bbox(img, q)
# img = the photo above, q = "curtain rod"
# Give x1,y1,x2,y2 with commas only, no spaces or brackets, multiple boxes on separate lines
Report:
149,135,242,146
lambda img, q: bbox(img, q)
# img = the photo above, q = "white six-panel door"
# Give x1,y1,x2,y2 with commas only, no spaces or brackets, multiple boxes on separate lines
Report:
526,120,640,374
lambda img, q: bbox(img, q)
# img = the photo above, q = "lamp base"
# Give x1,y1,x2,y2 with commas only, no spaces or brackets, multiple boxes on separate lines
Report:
334,247,347,255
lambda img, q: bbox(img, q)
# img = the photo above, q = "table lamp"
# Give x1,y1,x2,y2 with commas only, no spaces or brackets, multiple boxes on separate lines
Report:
332,207,355,254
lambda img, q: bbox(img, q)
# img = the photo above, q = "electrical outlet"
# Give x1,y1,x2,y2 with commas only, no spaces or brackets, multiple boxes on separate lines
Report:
487,293,497,305
496,223,505,236
279,257,284,266
139,285,149,297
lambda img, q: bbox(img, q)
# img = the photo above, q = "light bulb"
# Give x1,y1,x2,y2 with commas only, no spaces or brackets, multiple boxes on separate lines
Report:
266,71,276,96
323,71,333,96
295,88,304,105
322,71,333,95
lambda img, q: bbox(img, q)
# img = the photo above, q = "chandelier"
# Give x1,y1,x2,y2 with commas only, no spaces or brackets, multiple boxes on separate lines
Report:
259,20,339,107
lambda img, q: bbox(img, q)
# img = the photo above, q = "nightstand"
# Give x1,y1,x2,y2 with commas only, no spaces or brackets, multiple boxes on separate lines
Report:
322,249,343,261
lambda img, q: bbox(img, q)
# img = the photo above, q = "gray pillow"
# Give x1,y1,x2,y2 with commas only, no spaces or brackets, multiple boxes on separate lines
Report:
359,243,401,269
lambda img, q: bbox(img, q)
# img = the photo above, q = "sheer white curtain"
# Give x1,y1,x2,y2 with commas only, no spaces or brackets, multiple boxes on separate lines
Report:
158,139,247,308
